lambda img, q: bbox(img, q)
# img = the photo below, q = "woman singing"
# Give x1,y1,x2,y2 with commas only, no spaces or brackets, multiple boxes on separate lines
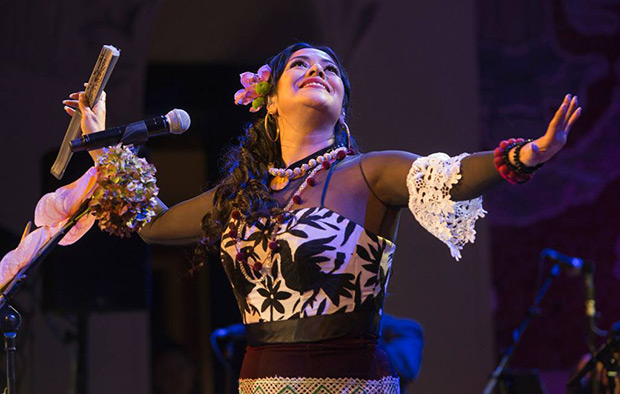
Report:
63,42,581,393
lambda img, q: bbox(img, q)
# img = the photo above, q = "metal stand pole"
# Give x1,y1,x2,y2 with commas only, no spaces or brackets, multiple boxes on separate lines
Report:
0,305,22,394
483,264,561,394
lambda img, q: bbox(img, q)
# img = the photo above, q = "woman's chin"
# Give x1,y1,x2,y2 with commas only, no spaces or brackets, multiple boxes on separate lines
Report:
297,96,339,112
280,97,341,121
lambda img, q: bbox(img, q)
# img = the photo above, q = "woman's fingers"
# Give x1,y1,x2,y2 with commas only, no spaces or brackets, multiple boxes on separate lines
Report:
549,96,570,131
72,90,106,110
78,92,92,113
62,85,106,127
563,96,578,129
565,107,582,133
64,106,76,117
62,99,79,108
92,91,106,113
522,94,582,166
62,91,83,110
77,90,106,132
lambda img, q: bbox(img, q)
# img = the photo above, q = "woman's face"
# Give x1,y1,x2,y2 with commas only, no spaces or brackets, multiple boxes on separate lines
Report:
270,48,345,122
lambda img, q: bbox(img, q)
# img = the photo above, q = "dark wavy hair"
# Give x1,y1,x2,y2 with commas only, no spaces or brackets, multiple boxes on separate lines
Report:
198,42,355,257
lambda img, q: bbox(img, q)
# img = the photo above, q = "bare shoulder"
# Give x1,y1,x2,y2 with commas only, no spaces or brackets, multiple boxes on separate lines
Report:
361,150,421,167
360,150,421,180
359,150,421,207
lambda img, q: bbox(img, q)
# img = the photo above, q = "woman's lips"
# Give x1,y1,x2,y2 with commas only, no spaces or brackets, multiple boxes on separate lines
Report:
299,78,330,92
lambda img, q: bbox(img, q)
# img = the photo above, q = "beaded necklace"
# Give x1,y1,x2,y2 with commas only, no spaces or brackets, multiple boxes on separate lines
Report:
268,146,348,191
229,146,351,284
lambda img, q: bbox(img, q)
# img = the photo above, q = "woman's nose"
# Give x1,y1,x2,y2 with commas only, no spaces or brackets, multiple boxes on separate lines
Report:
307,63,326,78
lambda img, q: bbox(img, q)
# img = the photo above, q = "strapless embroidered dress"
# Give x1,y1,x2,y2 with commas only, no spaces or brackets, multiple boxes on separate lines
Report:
220,206,400,393
219,153,486,394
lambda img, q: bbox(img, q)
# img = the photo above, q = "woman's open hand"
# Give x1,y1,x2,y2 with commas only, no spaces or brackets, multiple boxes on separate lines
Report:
62,84,107,161
517,94,582,167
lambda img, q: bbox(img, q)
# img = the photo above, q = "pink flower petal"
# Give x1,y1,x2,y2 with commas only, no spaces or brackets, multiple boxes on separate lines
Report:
59,213,96,246
35,167,98,227
6,254,21,278
0,227,53,288
234,89,254,105
14,227,52,265
257,65,271,82
240,72,258,88
63,167,98,213
234,89,246,104
36,195,66,225
0,250,16,288
234,89,259,105
247,89,259,100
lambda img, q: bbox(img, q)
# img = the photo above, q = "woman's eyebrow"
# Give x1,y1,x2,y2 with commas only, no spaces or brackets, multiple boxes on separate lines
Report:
288,55,337,68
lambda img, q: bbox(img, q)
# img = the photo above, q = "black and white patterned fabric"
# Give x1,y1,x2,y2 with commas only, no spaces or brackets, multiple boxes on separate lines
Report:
221,206,394,327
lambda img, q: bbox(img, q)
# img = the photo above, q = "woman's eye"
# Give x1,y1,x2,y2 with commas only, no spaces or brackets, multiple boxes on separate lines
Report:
326,65,340,75
290,60,307,68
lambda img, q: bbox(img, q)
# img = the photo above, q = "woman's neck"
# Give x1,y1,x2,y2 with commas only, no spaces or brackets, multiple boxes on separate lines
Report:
278,116,335,166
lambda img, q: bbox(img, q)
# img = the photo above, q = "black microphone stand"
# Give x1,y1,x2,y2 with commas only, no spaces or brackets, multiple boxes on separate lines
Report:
483,263,561,394
583,260,602,394
0,201,91,394
0,305,21,394
582,261,607,351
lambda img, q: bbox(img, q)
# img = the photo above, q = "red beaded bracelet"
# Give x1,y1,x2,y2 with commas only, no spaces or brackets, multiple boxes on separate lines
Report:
493,138,541,184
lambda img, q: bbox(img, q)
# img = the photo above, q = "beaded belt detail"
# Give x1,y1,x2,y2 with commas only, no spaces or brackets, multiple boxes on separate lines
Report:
238,376,400,394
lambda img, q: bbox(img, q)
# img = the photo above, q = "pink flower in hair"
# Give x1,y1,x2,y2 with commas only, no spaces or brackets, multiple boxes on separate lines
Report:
234,64,272,112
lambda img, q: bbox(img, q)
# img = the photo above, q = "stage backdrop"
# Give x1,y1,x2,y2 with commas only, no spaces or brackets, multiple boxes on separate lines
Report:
478,0,620,391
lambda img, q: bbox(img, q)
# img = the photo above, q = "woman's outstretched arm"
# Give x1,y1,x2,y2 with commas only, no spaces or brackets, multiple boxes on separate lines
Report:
361,94,582,206
360,151,499,206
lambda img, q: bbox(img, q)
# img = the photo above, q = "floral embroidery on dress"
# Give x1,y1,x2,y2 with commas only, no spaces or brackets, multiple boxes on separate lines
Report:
220,207,394,324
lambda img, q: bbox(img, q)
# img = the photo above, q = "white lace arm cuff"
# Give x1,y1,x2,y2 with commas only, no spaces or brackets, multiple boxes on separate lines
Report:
406,153,486,260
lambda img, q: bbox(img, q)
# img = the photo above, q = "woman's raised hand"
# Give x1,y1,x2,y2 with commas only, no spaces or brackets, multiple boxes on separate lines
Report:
62,84,107,161
517,94,582,167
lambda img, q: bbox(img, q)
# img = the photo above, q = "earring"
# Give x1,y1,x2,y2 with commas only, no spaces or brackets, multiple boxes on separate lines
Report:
264,113,280,142
339,120,352,150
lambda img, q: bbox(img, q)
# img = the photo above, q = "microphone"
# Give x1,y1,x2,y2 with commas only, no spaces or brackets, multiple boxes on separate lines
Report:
540,248,584,271
542,248,601,349
70,109,191,152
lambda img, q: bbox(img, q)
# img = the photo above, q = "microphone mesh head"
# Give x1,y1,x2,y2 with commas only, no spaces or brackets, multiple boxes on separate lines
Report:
166,109,191,134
